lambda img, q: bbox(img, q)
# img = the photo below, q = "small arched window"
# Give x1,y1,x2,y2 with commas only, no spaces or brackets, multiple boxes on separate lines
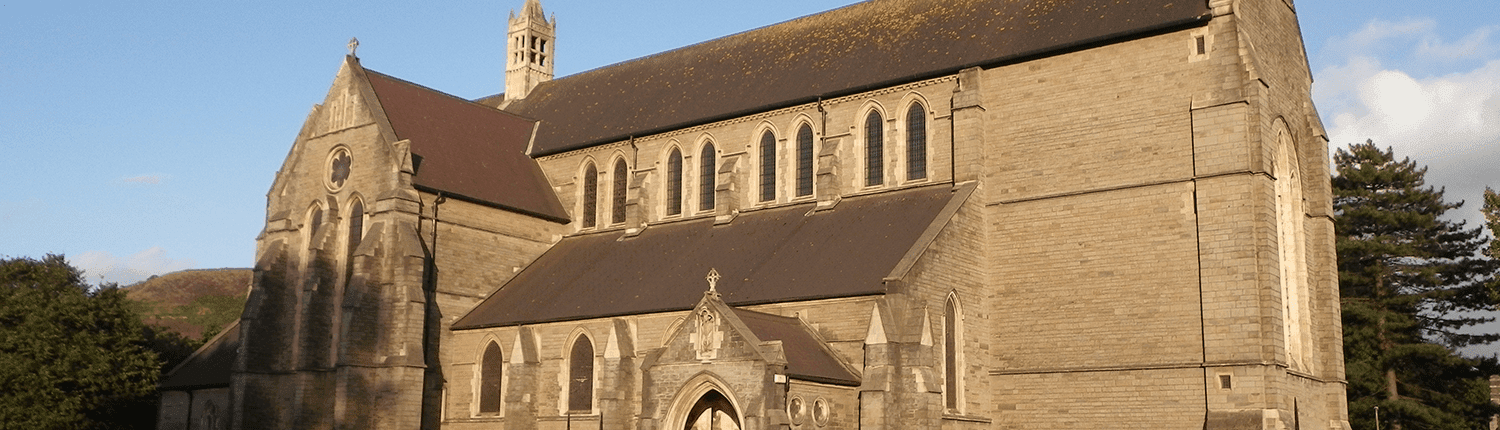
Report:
344,199,364,283
667,148,684,216
346,199,364,258
612,159,628,225
796,124,814,197
699,142,716,211
479,341,503,414
865,110,885,186
581,163,598,228
907,103,928,181
308,205,324,239
568,336,595,412
760,131,777,202
944,296,962,411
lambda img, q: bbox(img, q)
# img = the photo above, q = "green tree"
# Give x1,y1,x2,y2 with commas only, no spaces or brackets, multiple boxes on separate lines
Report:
1334,141,1500,430
1485,187,1500,260
0,255,161,429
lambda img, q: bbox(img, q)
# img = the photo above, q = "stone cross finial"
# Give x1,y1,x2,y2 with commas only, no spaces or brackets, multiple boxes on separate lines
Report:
706,268,721,292
348,37,360,57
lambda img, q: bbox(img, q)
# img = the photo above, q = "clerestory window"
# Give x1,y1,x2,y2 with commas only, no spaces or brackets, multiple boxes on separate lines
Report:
760,130,776,202
796,124,814,197
612,159,628,225
866,110,885,186
907,102,928,181
667,148,683,216
699,142,716,211
581,163,597,228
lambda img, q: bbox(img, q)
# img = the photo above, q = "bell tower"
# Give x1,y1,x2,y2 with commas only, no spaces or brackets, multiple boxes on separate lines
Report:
505,0,555,101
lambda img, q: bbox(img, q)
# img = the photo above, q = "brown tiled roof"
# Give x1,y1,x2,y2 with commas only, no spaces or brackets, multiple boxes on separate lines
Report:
496,0,1209,155
453,184,962,329
733,308,860,386
160,320,240,391
364,69,570,222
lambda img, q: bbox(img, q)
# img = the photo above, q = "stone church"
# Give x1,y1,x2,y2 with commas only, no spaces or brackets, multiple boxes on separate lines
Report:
158,0,1352,428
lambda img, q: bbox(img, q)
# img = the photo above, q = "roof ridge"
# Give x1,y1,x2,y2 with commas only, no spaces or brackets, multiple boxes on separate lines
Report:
364,68,539,123
505,0,1210,156
541,1,864,86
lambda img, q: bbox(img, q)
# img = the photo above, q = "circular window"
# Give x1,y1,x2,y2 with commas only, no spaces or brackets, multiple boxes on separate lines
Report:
326,146,352,192
812,398,830,427
788,396,805,426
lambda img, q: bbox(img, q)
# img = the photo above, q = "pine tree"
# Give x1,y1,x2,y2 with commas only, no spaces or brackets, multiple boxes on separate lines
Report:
1485,188,1500,260
1334,141,1500,430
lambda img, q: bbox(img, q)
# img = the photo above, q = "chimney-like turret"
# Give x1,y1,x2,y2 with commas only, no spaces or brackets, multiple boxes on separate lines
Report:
505,0,555,101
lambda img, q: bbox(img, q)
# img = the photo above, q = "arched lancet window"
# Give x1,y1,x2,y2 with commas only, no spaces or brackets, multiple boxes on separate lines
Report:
344,199,364,283
944,295,962,411
759,131,776,202
581,163,598,228
699,142,716,211
1274,129,1310,371
308,205,324,240
667,148,684,216
301,203,325,280
796,124,814,197
612,159,628,225
907,102,928,180
479,341,503,414
568,336,595,412
865,110,885,186
346,199,364,258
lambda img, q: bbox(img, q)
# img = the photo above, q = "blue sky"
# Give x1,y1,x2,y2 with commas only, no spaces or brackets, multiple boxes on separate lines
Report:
3,1,1499,347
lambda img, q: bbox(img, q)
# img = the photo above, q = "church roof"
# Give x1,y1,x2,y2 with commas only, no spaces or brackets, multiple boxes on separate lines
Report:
494,0,1210,155
363,68,570,222
159,319,240,391
453,183,966,329
732,308,861,386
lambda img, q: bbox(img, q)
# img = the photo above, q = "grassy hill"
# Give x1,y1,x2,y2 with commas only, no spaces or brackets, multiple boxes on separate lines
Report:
125,268,251,341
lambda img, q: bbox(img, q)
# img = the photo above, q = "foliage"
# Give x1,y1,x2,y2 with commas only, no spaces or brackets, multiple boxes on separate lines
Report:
1333,141,1500,430
141,325,202,374
1485,188,1500,260
0,255,162,429
124,268,249,341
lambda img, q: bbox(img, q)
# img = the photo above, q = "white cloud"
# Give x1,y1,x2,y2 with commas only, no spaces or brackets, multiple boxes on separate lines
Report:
72,247,197,286
1317,22,1500,218
1327,61,1500,155
1334,18,1434,52
1416,26,1497,62
1316,20,1500,357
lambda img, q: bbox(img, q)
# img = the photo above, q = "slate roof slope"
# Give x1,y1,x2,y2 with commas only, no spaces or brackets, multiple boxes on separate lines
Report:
364,69,569,222
492,0,1210,155
733,308,860,386
160,319,240,391
454,184,963,329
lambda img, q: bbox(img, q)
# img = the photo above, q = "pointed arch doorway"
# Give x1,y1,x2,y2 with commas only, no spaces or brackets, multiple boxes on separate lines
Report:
683,390,739,430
